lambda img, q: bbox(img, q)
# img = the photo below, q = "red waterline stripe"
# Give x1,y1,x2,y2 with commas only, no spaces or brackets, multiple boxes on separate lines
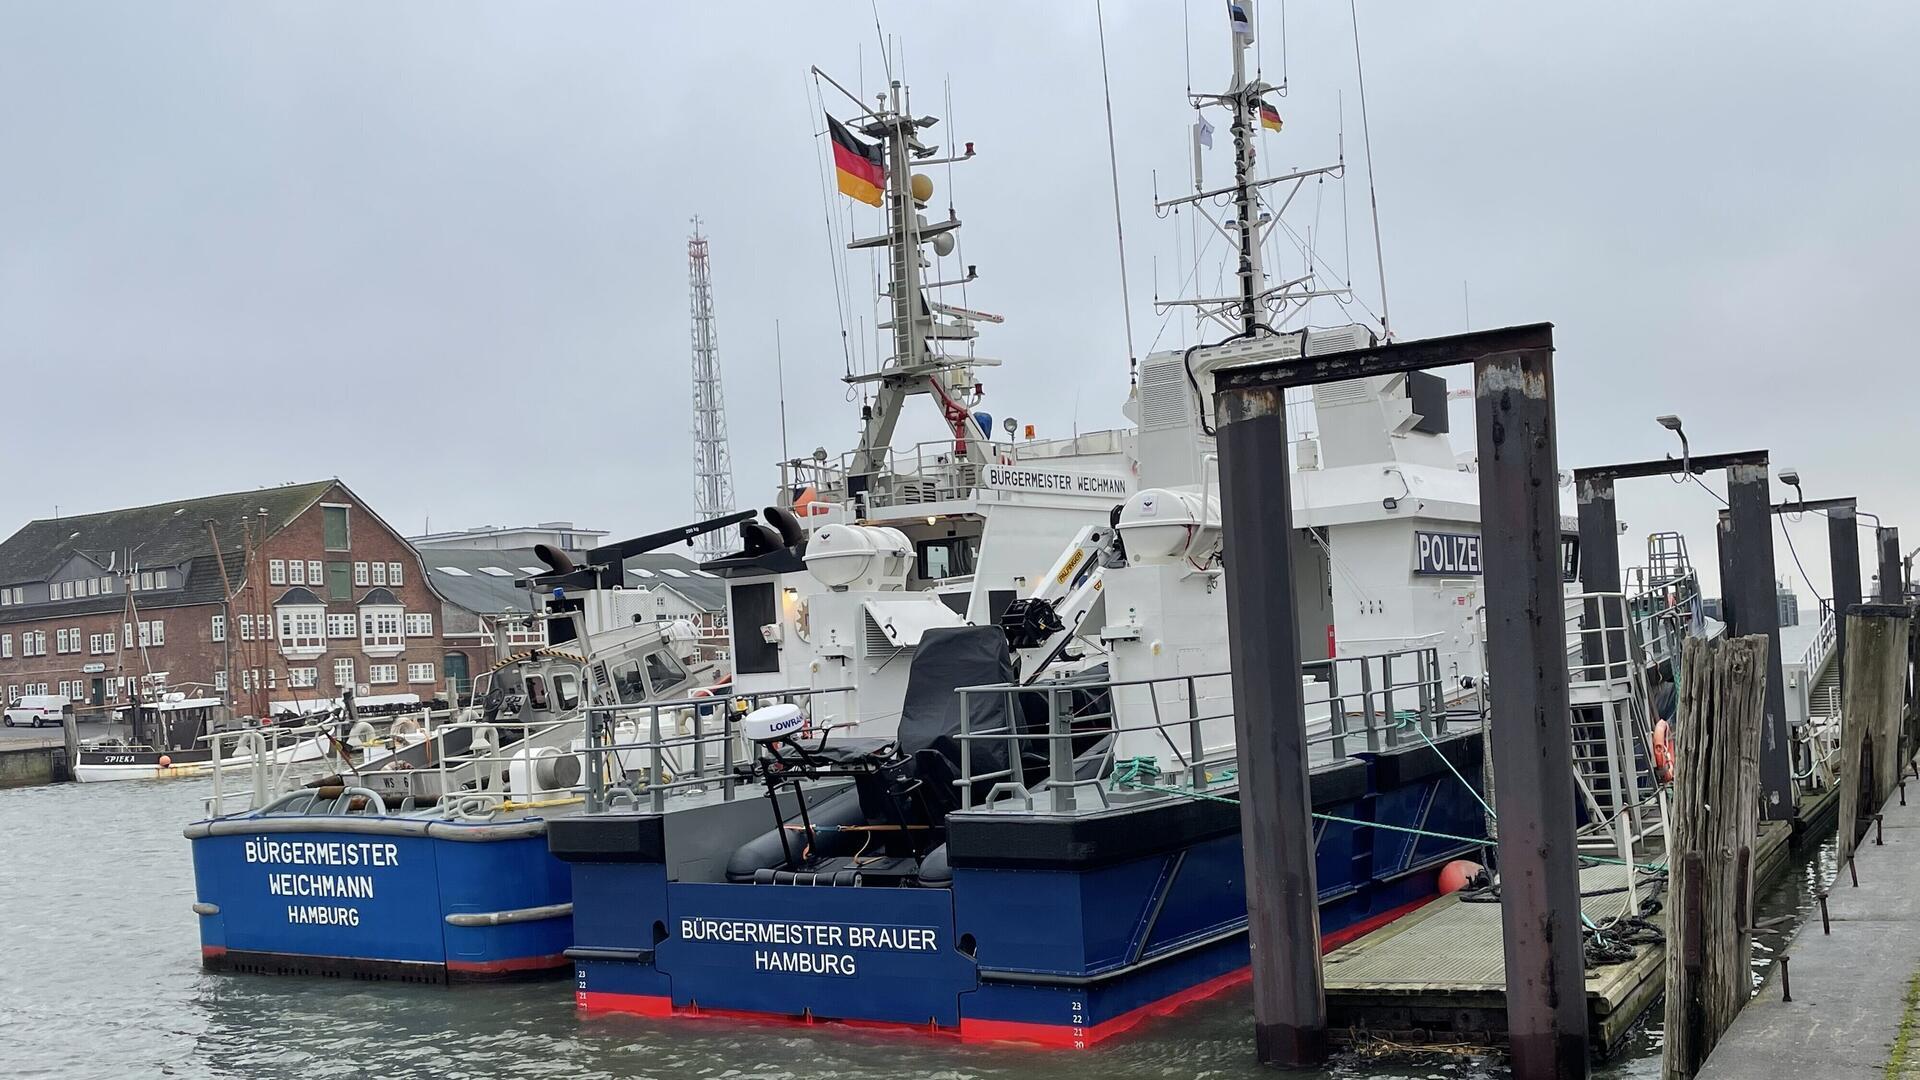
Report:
202,946,227,958
574,893,1439,1049
448,951,571,975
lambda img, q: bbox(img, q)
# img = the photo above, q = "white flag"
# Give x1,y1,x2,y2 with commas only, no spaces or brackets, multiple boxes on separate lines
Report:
1196,115,1215,150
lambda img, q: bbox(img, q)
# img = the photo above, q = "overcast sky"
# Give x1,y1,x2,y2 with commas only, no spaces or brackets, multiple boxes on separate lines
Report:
2,2,1914,606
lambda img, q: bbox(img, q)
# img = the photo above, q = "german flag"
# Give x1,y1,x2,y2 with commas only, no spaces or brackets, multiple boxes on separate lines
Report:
827,114,885,207
1258,101,1282,132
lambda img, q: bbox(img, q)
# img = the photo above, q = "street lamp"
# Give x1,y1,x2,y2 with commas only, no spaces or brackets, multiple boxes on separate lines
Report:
1656,414,1689,475
1778,468,1804,510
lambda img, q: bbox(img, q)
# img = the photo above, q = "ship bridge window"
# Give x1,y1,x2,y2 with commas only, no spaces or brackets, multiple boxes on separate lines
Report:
917,537,977,581
1562,534,1580,583
644,650,687,695
612,660,647,703
526,675,549,711
552,672,580,712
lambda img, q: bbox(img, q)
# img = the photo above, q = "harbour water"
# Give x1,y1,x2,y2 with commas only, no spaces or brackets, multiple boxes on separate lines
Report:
0,777,1827,1080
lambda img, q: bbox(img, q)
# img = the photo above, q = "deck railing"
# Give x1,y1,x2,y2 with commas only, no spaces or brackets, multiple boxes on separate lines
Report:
949,645,1452,817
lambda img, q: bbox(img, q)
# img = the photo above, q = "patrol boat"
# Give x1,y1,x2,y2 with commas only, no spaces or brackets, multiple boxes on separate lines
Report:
551,23,1516,1045
183,517,739,982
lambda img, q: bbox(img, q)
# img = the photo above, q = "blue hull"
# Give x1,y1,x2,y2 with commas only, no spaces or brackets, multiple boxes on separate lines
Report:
556,731,1487,1046
188,816,573,982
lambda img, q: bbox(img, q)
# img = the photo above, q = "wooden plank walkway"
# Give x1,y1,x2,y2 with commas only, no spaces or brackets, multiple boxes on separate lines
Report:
1323,814,1802,1053
1697,779,1920,1078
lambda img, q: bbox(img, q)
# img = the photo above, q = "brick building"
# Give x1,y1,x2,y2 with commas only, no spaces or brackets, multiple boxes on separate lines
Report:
0,480,491,717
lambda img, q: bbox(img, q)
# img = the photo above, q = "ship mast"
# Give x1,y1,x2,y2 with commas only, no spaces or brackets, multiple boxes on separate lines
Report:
1154,5,1346,336
816,69,989,477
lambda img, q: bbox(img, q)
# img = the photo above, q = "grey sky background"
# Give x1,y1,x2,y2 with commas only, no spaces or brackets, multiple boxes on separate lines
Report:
2,2,1914,610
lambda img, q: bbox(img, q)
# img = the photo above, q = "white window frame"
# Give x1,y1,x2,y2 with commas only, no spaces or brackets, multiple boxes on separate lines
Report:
307,561,322,586
404,613,433,637
269,560,285,586
388,562,404,587
361,607,404,652
211,614,226,643
333,657,355,688
368,663,399,686
152,570,167,589
0,634,9,659
277,607,325,654
407,662,436,685
288,667,318,689
214,671,228,691
354,562,370,587
137,572,151,592
87,577,99,596
287,560,305,585
326,613,358,639
100,577,112,594
370,561,387,586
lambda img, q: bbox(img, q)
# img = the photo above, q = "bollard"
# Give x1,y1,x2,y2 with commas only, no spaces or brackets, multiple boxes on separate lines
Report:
1780,956,1792,1003
1818,893,1830,935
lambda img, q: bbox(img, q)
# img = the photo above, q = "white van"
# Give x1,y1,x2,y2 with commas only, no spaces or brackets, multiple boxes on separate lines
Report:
3,694,70,728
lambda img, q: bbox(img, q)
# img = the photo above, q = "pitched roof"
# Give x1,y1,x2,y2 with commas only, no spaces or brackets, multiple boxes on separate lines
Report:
0,481,337,587
422,547,726,616
423,548,544,616
355,587,400,607
0,554,231,626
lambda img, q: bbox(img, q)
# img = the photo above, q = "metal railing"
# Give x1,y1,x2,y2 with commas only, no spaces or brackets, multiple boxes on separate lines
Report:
577,684,857,814
951,645,1450,816
777,432,1131,515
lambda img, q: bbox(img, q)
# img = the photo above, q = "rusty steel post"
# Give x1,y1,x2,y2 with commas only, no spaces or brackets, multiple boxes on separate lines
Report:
1726,464,1794,821
1830,504,1864,692
1214,382,1327,1068
1879,526,1903,603
1475,346,1588,1079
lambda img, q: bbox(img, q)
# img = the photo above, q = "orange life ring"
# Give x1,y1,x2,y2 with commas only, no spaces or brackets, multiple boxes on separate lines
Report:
1651,719,1675,783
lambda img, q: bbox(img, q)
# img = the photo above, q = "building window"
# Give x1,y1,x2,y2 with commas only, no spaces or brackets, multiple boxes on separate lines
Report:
333,657,355,688
87,578,99,597
211,614,226,643
288,667,318,689
354,562,370,587
361,609,403,651
152,570,168,589
0,589,8,606
100,577,112,594
370,561,387,586
287,560,305,585
307,561,322,587
62,580,75,599
407,662,435,685
323,505,350,551
123,623,133,648
268,560,285,586
369,663,399,685
237,614,252,641
87,633,100,655
405,613,433,637
138,620,164,647
327,562,352,601
214,671,228,691
388,562,404,587
10,587,21,604
326,613,358,639
278,608,325,653
5,686,15,704
0,634,9,659
54,629,67,653
103,631,115,652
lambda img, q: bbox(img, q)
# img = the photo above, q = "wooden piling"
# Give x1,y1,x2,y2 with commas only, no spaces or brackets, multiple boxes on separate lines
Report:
1663,633,1769,1080
1836,603,1913,865
60,708,79,783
